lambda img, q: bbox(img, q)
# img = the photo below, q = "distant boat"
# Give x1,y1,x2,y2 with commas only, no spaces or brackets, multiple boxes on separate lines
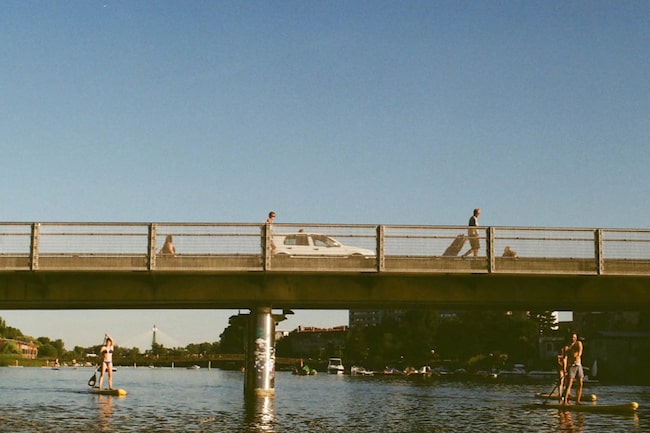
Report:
350,366,374,376
292,365,317,376
527,370,558,382
327,357,344,375
187,365,200,370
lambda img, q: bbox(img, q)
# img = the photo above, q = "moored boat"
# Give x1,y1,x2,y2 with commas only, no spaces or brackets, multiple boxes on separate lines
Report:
292,361,317,375
327,357,344,374
497,364,527,380
350,366,374,376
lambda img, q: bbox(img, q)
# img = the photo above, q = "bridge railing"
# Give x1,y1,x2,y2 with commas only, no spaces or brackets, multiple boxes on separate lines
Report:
0,222,648,275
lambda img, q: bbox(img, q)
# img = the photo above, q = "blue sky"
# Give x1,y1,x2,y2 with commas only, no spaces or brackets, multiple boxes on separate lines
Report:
1,1,648,350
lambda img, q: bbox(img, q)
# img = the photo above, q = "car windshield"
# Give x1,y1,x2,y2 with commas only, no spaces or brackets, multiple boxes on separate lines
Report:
313,235,340,248
283,234,309,246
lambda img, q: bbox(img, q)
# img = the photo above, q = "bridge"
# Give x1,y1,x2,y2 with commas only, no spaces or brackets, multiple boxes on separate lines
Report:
1,222,649,396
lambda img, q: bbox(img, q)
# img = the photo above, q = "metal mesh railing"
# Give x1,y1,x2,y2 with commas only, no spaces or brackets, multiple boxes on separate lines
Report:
38,223,149,254
602,229,650,259
154,223,263,255
492,227,596,259
0,222,648,275
0,224,32,254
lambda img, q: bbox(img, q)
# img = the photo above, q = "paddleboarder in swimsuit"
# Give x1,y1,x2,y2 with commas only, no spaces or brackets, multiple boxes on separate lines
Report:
98,333,115,390
557,345,568,402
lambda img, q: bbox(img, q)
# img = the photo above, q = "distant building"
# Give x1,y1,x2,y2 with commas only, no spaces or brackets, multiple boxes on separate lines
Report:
349,309,460,328
349,309,406,327
0,338,38,359
281,326,348,358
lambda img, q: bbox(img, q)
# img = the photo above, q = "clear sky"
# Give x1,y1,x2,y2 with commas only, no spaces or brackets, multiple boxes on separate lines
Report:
1,1,648,350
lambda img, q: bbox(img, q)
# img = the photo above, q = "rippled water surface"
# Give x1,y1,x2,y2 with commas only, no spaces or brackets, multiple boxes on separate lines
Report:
0,367,647,432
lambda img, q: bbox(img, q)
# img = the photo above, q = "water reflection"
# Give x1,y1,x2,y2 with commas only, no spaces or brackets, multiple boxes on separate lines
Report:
558,410,584,432
95,395,113,432
244,395,275,431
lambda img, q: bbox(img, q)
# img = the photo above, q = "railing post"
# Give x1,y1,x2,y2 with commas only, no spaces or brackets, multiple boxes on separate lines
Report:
30,223,40,271
148,224,157,270
376,225,385,272
595,229,603,275
262,223,272,271
486,227,495,273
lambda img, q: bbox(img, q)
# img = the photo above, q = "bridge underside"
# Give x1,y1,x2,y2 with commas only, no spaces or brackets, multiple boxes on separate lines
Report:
0,271,647,311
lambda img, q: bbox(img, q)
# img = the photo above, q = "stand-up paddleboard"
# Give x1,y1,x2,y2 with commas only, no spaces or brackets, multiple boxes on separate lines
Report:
89,387,127,397
527,401,638,414
535,393,597,402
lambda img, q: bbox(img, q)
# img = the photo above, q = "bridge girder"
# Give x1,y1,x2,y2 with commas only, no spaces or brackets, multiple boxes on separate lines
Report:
0,271,647,312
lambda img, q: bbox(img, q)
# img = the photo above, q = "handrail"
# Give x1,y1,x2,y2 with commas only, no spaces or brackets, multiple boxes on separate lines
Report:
0,222,647,275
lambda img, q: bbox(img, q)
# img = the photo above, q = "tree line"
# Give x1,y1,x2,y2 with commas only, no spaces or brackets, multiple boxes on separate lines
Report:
1,311,561,371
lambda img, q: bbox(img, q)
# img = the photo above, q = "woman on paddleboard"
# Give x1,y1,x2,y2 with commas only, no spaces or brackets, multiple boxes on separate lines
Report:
557,345,568,402
98,333,115,390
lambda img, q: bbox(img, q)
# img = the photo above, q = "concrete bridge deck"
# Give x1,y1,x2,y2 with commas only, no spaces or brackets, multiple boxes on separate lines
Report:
0,222,648,311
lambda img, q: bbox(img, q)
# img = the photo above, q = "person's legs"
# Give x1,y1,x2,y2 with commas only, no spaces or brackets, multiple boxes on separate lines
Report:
563,378,573,404
98,363,107,389
107,364,113,389
563,367,576,404
558,373,565,403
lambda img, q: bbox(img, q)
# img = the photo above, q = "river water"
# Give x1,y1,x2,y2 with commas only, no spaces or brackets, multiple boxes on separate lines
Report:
0,366,647,432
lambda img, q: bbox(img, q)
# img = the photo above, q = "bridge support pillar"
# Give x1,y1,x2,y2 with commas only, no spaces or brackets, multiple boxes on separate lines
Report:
244,307,276,397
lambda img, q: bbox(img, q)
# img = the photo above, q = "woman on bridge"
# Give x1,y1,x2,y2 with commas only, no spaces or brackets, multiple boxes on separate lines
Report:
160,235,176,256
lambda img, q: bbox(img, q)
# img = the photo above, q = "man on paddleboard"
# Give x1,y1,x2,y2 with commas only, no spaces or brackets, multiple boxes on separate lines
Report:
98,333,115,390
562,332,584,405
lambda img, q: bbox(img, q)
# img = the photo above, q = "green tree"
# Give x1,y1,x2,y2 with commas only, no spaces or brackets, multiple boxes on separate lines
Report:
218,314,247,354
0,317,24,340
399,310,438,364
38,343,58,358
0,340,20,354
37,337,65,358
531,310,557,336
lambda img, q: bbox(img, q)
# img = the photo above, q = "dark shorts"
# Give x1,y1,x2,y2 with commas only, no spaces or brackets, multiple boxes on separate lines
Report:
568,364,584,380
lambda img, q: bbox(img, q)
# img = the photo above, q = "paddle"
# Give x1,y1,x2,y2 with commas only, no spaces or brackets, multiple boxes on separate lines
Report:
87,366,97,387
87,335,107,387
543,380,559,404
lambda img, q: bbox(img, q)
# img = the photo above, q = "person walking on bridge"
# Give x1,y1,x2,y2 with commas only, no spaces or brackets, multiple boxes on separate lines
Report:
461,208,481,258
264,211,276,254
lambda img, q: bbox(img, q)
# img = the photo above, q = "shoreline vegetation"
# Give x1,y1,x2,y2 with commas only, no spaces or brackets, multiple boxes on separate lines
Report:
3,312,650,385
0,353,265,370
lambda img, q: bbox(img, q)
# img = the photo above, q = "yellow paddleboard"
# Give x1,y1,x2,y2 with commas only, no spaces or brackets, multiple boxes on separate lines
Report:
528,401,638,414
89,387,127,397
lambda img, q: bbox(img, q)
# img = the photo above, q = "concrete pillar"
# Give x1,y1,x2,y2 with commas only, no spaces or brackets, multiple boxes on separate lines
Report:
244,395,275,429
244,307,276,397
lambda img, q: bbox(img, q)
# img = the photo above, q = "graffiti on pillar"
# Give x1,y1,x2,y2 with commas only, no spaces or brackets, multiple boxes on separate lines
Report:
253,337,276,383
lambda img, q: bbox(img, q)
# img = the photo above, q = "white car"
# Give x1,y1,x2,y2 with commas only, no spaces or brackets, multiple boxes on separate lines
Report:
273,232,375,257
